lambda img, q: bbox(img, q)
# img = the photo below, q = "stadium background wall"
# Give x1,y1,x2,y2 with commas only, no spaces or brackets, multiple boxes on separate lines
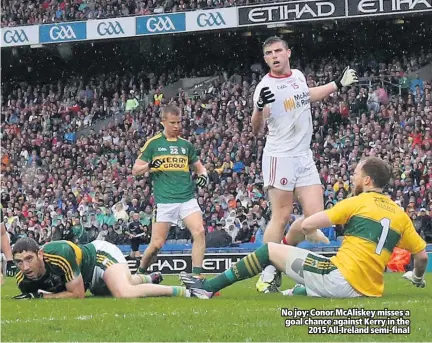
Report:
124,253,432,274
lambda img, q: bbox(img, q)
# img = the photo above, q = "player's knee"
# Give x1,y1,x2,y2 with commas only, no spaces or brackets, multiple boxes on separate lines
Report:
111,288,131,299
190,225,205,240
271,213,291,228
149,240,164,251
267,242,277,255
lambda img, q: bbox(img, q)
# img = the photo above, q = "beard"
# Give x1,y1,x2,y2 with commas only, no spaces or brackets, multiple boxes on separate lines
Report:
353,184,364,196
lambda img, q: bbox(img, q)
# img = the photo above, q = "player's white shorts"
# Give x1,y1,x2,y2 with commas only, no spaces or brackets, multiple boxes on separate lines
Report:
154,198,201,224
89,240,127,296
262,150,321,191
283,245,362,298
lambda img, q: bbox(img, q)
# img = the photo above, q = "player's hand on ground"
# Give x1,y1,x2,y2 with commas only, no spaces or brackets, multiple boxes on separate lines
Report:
13,292,44,300
335,66,358,89
149,159,163,169
256,87,275,111
196,174,209,187
403,270,426,288
305,230,330,244
6,260,17,277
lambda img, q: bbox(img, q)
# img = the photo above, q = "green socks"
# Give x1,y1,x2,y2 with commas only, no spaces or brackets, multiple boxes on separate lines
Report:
192,266,203,276
137,267,146,274
137,274,152,284
202,244,271,292
172,286,188,297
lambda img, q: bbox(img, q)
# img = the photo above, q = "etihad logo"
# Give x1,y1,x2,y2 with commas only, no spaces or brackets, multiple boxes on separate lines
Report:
284,97,296,112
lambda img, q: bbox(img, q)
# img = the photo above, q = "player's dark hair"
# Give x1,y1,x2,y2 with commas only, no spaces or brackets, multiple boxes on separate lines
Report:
161,104,181,120
262,36,289,51
12,237,40,256
360,157,392,189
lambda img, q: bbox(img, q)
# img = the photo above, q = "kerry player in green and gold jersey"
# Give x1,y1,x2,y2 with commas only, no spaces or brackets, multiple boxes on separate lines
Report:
12,237,209,299
132,105,208,276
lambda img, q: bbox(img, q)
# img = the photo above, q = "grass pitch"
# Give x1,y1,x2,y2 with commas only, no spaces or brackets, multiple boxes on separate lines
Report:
1,273,431,342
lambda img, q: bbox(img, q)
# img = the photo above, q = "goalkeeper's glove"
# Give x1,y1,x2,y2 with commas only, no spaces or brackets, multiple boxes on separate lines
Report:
305,230,330,244
13,292,44,300
403,270,426,288
149,159,163,169
334,66,358,89
256,87,275,111
196,174,209,188
6,260,17,277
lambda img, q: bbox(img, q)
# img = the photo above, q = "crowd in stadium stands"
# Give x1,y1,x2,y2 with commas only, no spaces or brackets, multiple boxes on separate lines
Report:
1,0,263,27
1,46,432,250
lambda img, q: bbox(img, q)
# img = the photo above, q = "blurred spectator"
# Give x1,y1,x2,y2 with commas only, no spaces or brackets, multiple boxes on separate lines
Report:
205,222,232,248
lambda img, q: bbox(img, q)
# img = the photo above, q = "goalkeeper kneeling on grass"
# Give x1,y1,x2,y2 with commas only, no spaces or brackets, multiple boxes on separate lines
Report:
181,157,428,298
11,237,209,299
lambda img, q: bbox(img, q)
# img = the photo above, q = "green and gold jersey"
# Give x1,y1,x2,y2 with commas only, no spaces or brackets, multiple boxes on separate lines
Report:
326,192,426,297
138,132,199,204
16,240,97,294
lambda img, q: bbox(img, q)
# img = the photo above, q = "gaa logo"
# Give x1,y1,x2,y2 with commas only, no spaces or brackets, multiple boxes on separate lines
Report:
146,17,176,32
97,21,124,36
280,178,288,186
49,25,76,40
4,29,29,44
197,12,226,27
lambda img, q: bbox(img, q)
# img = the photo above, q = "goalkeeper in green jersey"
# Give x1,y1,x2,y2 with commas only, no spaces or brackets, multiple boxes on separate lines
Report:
11,237,209,299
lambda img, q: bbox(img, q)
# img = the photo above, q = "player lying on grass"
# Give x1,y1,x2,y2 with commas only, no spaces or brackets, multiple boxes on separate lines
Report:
181,157,428,298
12,238,208,299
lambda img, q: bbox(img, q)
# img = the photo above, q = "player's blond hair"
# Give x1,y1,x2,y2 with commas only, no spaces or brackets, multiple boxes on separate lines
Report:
161,105,181,120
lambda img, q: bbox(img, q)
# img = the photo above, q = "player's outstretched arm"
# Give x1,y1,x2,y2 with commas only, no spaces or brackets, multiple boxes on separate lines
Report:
309,66,358,102
302,212,332,233
43,274,86,299
413,250,428,280
403,250,428,288
301,212,331,244
398,219,428,288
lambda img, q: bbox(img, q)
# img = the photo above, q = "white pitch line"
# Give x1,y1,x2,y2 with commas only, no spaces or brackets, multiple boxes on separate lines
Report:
2,308,276,325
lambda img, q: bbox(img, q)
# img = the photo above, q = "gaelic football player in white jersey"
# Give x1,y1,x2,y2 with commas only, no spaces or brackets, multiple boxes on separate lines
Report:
252,36,358,293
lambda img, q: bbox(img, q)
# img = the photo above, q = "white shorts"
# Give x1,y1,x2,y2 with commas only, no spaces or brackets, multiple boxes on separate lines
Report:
89,240,127,296
154,198,201,225
262,150,321,191
283,246,362,298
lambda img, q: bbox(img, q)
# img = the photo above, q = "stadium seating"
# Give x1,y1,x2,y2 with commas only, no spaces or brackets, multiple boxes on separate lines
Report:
1,22,431,250
2,0,264,27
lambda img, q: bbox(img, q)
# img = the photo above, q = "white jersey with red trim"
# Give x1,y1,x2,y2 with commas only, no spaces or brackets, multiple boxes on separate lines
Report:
253,69,312,156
